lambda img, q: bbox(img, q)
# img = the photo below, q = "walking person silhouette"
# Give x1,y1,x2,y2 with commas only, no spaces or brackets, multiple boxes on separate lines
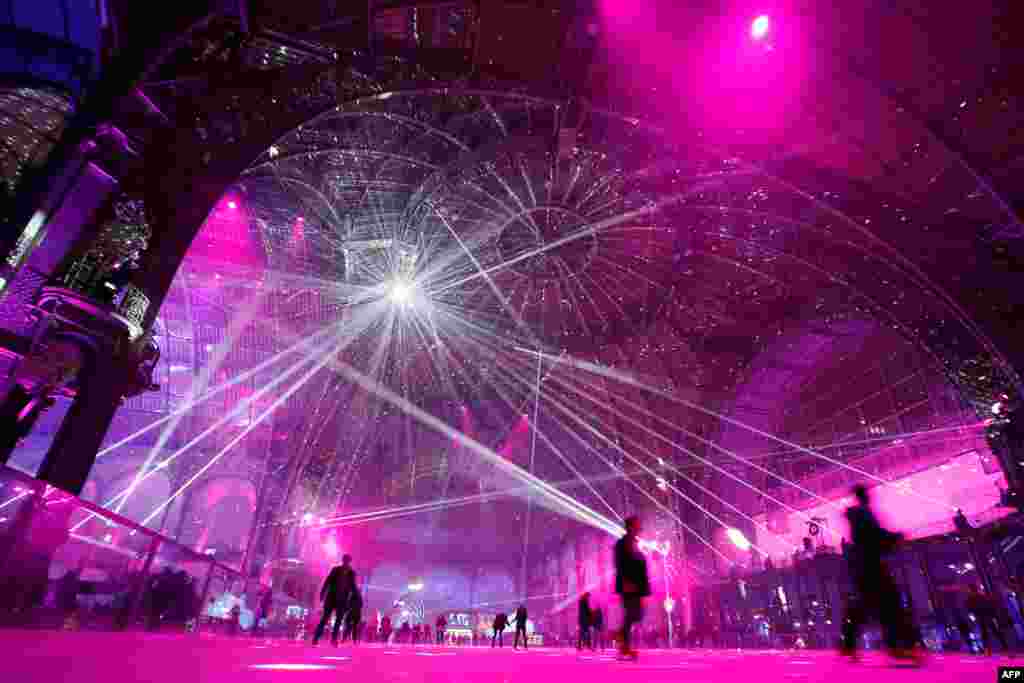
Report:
312,554,356,646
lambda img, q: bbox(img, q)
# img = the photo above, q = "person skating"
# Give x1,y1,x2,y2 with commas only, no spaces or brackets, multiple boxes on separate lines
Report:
967,584,1009,655
312,554,356,646
577,592,593,650
341,588,363,643
614,516,650,661
591,606,604,650
839,485,921,664
492,612,509,647
513,605,529,649
436,614,448,645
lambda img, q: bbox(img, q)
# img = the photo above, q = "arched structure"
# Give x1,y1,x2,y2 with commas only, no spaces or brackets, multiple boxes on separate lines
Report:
0,4,1022,637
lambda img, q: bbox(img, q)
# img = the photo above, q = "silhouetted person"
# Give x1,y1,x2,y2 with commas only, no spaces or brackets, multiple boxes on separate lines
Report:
381,615,393,643
967,584,1008,655
399,621,411,643
342,589,363,643
147,568,175,631
591,607,604,650
313,554,356,645
492,612,508,647
513,605,529,649
227,604,241,636
56,569,81,621
840,485,919,663
577,592,592,650
413,623,422,645
255,590,273,636
436,614,448,644
954,509,974,537
615,516,651,660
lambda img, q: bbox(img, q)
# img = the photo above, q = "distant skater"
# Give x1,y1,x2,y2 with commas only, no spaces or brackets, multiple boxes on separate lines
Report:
614,516,650,661
513,605,529,650
591,606,604,650
342,589,363,643
840,486,921,664
577,592,592,650
967,584,1009,655
436,614,448,644
492,612,508,647
313,554,356,646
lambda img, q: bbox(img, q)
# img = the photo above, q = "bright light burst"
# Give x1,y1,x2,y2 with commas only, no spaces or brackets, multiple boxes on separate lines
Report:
389,280,413,305
94,88,1010,579
751,15,771,40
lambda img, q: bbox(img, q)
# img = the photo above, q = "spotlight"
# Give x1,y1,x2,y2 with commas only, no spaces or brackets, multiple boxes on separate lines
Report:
390,280,413,305
751,15,770,40
408,581,424,592
227,200,238,209
726,527,752,551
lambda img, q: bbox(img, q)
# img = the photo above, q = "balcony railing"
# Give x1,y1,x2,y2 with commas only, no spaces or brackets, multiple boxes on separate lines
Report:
0,465,303,637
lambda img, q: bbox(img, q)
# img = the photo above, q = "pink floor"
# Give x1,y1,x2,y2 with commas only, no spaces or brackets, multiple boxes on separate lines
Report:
0,630,1016,682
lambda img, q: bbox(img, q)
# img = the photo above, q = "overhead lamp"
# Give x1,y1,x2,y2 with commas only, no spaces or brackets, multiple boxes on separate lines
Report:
726,527,752,551
751,15,770,40
390,280,413,305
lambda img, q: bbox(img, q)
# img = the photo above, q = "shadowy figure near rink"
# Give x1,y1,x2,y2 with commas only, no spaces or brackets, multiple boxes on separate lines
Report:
840,485,922,664
614,516,650,661
312,554,356,646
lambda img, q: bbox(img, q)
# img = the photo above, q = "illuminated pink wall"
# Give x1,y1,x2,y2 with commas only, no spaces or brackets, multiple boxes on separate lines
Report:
753,448,1009,562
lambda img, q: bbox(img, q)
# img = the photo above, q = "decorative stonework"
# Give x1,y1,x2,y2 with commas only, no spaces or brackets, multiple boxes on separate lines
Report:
62,197,151,300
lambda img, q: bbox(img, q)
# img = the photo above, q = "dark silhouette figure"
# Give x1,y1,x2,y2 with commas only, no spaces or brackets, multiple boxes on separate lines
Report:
577,592,593,650
342,589,363,643
381,615,393,644
412,623,422,645
591,607,604,650
436,614,447,644
313,554,356,645
967,584,1008,655
615,516,650,660
147,568,175,631
255,590,273,636
513,605,529,649
492,612,508,647
56,569,81,620
840,485,920,663
399,621,411,643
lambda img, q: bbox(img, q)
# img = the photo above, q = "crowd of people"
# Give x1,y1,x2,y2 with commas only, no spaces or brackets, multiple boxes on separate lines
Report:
309,490,1016,664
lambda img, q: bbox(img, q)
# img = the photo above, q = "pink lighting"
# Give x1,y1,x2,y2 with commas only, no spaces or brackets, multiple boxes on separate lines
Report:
726,527,752,551
323,533,339,558
751,15,770,40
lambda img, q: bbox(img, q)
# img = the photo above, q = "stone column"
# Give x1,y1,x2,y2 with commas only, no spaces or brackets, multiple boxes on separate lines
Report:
37,353,125,495
0,385,52,466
